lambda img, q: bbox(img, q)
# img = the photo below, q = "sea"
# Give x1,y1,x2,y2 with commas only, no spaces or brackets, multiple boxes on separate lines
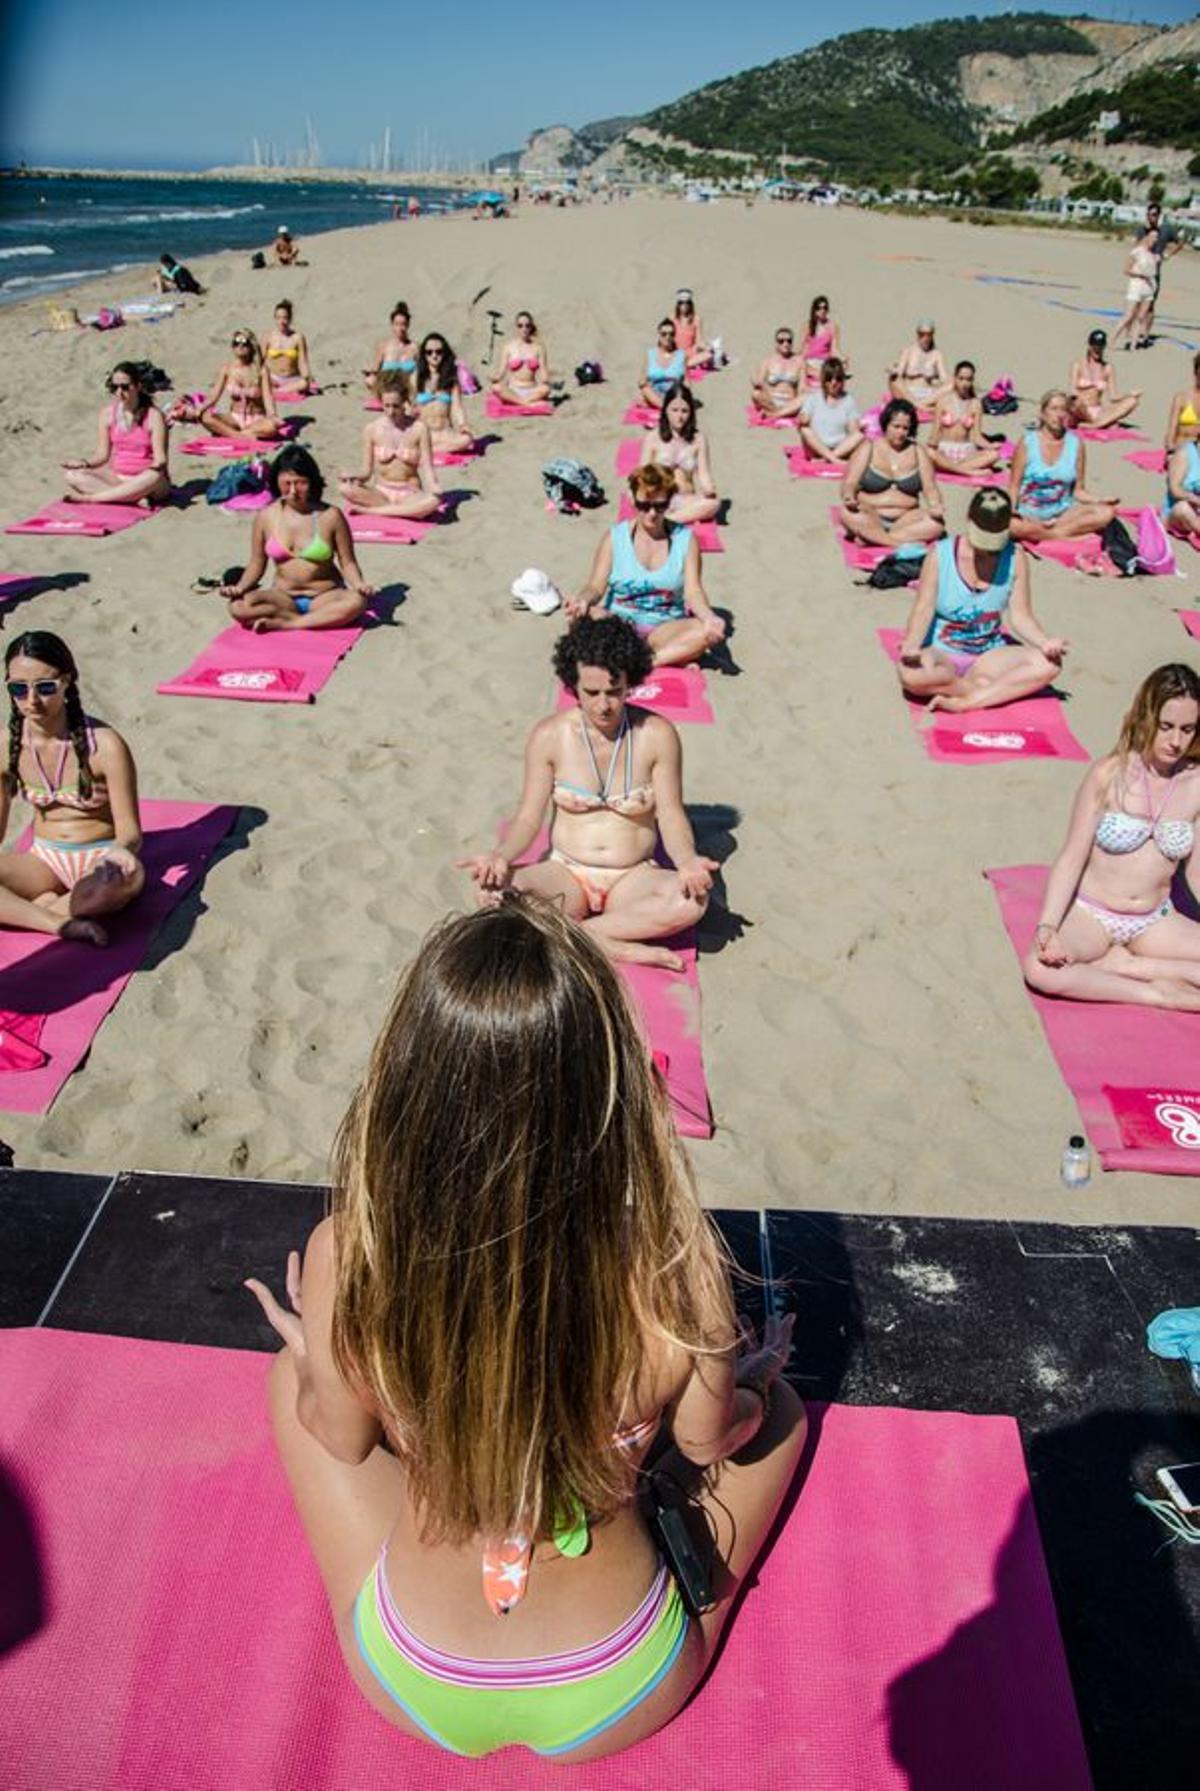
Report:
0,173,462,308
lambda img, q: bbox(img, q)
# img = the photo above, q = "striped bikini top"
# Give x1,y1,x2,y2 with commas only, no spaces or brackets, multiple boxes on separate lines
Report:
19,727,106,812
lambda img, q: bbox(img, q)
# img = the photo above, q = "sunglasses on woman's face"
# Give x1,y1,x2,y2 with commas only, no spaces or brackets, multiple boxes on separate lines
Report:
232,336,250,347
110,379,133,392
635,498,670,513
8,679,64,700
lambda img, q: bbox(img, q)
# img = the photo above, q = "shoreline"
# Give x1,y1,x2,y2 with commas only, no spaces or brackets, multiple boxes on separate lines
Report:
2,165,485,188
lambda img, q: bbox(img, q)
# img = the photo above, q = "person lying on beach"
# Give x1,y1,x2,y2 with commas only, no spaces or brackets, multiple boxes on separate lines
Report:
460,617,719,969
0,630,144,946
888,321,947,409
153,251,202,296
801,295,846,387
1068,329,1140,430
1164,437,1200,537
798,357,863,463
639,382,719,523
219,445,375,631
1164,351,1200,453
927,361,1006,477
170,329,285,441
1024,662,1200,1010
263,299,313,392
272,226,305,267
246,897,803,1763
413,333,474,453
640,320,687,412
337,376,441,520
363,301,417,394
895,488,1067,712
1009,391,1118,544
62,363,170,506
565,464,725,669
839,399,945,548
490,311,552,407
750,326,806,421
672,288,712,369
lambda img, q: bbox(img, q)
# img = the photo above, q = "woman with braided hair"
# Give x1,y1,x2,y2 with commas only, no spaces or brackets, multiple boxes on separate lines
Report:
0,632,144,946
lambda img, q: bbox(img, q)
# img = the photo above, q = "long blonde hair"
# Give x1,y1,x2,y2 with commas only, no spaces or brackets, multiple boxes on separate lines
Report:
331,898,735,1545
1112,663,1200,764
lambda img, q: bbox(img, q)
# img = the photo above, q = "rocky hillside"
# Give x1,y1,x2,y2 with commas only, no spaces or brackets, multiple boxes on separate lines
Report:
508,13,1196,192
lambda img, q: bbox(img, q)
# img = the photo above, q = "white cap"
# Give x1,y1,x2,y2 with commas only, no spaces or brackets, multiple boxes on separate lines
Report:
510,568,561,615
277,224,290,236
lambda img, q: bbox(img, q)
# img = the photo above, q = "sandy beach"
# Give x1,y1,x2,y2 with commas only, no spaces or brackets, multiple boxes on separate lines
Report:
0,195,1197,1224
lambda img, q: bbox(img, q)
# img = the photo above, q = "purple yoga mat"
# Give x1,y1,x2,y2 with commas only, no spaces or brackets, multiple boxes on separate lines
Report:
0,1328,1091,1790
988,863,1200,1174
0,799,236,1112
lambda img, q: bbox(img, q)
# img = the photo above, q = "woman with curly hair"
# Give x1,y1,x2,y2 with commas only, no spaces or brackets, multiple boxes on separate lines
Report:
566,464,725,669
247,899,803,1760
459,616,718,970
0,631,143,945
412,332,473,454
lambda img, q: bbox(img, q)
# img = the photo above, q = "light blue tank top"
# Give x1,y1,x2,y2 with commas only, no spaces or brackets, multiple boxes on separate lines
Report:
646,348,685,395
926,535,1015,656
1018,428,1078,519
605,521,692,625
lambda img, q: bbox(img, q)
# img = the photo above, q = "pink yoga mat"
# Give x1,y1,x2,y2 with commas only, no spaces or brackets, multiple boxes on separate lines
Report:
221,490,272,513
179,426,296,457
508,825,712,1137
617,495,723,553
1074,423,1147,442
485,393,553,419
0,1327,1091,1791
784,445,843,479
746,403,793,430
1179,609,1200,639
5,501,160,538
0,799,235,1113
556,666,714,725
877,630,1088,764
1124,448,1167,474
827,505,925,576
346,512,435,545
1026,509,1148,571
988,864,1200,1173
157,616,372,703
615,436,645,477
622,402,660,428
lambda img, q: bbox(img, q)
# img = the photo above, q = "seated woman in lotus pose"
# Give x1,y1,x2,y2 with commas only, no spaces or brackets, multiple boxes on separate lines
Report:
799,357,863,463
888,320,947,410
1009,390,1118,543
490,310,552,407
801,295,846,387
0,630,144,947
1068,328,1139,430
927,361,1006,477
247,896,803,1762
750,325,806,420
263,299,313,393
364,301,418,394
1164,434,1200,537
1025,662,1200,1010
1164,351,1200,454
896,487,1067,712
172,329,285,440
461,618,720,970
220,445,375,631
640,319,687,412
566,464,725,669
62,363,170,506
412,333,474,454
337,375,440,520
640,382,719,523
839,398,945,548
672,288,712,369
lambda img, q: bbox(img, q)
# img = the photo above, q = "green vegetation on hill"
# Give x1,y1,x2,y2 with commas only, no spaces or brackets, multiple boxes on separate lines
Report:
643,13,1096,186
1006,63,1200,153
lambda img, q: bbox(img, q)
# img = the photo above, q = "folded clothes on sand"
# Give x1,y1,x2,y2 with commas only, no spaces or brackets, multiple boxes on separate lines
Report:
987,863,1200,1175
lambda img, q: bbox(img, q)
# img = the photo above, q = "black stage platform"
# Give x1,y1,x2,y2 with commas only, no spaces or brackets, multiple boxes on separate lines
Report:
3,1168,1198,1789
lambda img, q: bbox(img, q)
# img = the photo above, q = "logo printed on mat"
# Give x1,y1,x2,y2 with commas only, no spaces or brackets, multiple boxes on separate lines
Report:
631,682,663,701
962,731,1026,751
219,670,279,691
1104,1085,1200,1152
188,665,306,694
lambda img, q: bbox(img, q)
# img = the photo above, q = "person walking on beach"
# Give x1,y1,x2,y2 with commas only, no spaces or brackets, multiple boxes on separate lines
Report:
1142,201,1183,344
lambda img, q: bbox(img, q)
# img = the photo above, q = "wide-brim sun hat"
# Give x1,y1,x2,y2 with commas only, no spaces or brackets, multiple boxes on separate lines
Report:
510,568,562,615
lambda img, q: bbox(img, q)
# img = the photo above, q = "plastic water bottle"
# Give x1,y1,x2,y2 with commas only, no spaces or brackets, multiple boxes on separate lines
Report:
1060,1135,1091,1189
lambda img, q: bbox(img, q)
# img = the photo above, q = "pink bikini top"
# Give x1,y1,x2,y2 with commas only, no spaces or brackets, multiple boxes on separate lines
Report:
19,727,107,812
508,352,540,371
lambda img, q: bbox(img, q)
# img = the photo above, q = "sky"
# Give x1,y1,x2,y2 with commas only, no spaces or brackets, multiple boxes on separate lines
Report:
2,0,1195,171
